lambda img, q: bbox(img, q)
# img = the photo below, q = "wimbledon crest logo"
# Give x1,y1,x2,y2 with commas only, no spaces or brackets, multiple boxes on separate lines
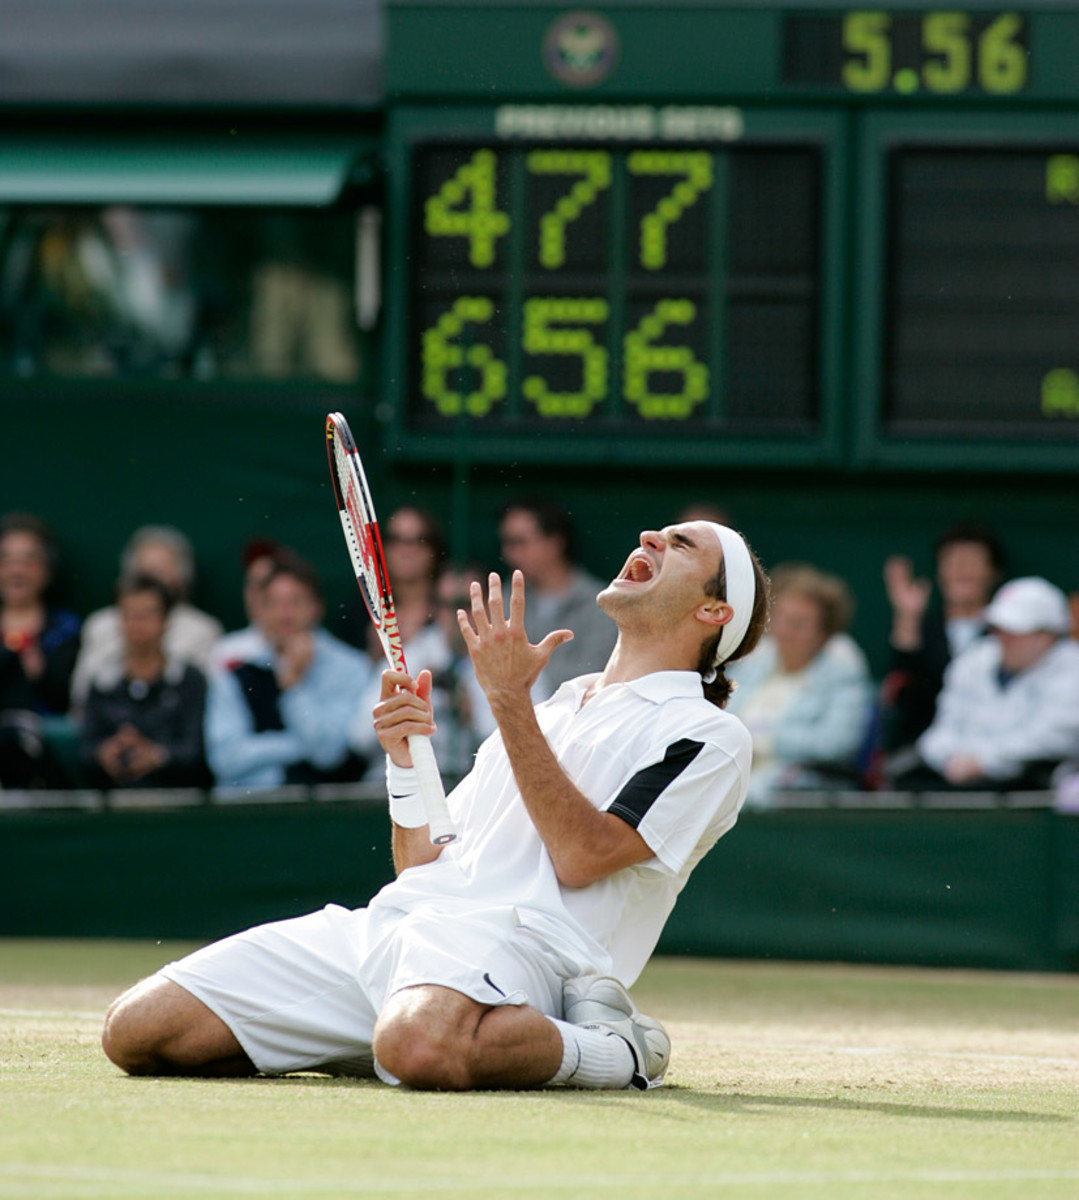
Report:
543,11,620,88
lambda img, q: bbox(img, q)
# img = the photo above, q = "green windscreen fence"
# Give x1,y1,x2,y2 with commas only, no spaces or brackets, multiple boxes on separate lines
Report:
3,802,1076,971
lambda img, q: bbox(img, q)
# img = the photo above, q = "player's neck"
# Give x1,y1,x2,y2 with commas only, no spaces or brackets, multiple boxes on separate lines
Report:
593,632,697,688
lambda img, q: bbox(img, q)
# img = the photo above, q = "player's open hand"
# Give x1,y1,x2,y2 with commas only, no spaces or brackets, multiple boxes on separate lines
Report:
372,668,436,767
457,570,572,706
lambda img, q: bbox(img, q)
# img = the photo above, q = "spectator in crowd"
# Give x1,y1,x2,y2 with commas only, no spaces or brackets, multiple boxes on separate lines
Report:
725,563,874,805
71,525,223,709
498,497,617,701
205,551,372,791
881,522,1005,751
350,507,453,778
79,575,210,790
0,513,81,787
211,536,283,670
886,577,1079,791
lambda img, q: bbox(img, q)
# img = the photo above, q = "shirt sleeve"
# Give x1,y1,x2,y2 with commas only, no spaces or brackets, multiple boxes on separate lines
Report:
603,736,747,876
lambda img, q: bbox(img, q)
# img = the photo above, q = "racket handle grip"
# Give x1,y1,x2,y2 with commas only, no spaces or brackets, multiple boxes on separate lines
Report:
407,734,457,845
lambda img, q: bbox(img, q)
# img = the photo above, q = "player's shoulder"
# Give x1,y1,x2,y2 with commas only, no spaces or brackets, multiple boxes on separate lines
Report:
650,684,752,766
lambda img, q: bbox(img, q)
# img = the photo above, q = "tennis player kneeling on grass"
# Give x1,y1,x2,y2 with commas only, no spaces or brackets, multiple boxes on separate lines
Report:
102,521,768,1091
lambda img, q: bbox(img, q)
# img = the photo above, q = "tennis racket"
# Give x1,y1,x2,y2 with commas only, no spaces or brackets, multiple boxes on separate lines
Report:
325,411,457,845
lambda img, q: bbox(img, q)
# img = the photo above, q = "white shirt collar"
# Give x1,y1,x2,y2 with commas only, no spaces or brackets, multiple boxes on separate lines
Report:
555,670,704,708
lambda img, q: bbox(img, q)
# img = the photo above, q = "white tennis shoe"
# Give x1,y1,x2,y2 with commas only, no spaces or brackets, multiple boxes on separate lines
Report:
562,974,670,1090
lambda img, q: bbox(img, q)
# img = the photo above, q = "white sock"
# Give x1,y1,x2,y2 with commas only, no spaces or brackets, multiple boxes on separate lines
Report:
546,1017,635,1089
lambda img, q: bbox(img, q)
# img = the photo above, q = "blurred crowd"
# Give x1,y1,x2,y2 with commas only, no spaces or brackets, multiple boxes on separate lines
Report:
2,505,1079,804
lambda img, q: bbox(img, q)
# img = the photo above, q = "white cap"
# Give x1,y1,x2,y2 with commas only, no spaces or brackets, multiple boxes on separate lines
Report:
984,577,1071,635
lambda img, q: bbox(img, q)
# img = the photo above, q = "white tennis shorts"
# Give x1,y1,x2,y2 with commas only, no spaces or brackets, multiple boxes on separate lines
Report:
159,901,566,1077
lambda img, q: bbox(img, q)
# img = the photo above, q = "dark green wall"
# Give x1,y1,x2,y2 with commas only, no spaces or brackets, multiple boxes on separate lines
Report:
3,801,1076,971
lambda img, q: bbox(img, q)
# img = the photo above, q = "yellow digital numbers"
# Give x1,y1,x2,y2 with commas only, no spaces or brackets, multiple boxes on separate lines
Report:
418,147,718,422
627,151,713,271
921,12,970,93
623,300,709,419
421,297,506,417
526,151,612,269
1041,369,1079,419
423,295,707,422
1046,155,1079,205
978,12,1027,93
841,10,1028,94
424,149,510,268
522,297,610,417
842,11,892,91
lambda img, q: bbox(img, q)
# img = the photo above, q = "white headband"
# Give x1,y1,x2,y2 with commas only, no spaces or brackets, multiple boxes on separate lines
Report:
703,522,755,670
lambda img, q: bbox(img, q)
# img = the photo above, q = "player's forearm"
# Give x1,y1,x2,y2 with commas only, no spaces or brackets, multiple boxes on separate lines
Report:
489,694,630,887
391,823,442,874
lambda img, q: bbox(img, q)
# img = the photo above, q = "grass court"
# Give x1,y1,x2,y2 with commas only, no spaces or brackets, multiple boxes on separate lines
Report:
1,939,1076,1199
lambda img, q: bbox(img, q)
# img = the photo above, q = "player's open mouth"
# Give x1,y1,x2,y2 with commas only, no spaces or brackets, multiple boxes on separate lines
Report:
620,554,655,583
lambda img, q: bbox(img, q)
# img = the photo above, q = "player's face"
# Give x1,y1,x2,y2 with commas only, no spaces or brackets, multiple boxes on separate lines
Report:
599,521,724,626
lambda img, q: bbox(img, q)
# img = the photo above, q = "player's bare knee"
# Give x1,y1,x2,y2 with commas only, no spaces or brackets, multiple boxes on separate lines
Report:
101,975,235,1076
373,995,474,1090
102,992,164,1074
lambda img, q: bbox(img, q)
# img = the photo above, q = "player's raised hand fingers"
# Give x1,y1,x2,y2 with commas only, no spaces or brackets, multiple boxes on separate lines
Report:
536,628,574,665
456,601,480,650
486,572,508,628
379,668,416,701
508,569,526,627
467,577,493,633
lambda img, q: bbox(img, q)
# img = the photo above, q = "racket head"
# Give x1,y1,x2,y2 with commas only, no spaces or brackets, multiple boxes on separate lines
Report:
325,411,404,671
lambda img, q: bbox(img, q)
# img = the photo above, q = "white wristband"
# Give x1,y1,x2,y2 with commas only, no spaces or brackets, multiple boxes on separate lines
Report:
386,757,427,828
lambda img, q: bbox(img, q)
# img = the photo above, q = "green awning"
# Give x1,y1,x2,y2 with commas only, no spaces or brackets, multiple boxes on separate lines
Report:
0,134,377,206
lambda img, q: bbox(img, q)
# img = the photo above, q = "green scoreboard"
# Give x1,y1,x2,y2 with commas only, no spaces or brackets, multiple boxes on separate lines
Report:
384,2,1079,472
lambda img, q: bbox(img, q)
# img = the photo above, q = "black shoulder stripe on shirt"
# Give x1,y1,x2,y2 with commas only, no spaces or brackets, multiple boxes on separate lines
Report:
606,738,705,830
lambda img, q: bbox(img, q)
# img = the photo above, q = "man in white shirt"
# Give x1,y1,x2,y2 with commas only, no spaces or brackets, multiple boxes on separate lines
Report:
101,520,767,1092
890,577,1079,790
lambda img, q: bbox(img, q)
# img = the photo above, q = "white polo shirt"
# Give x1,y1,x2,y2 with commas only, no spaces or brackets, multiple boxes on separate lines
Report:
371,670,751,986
